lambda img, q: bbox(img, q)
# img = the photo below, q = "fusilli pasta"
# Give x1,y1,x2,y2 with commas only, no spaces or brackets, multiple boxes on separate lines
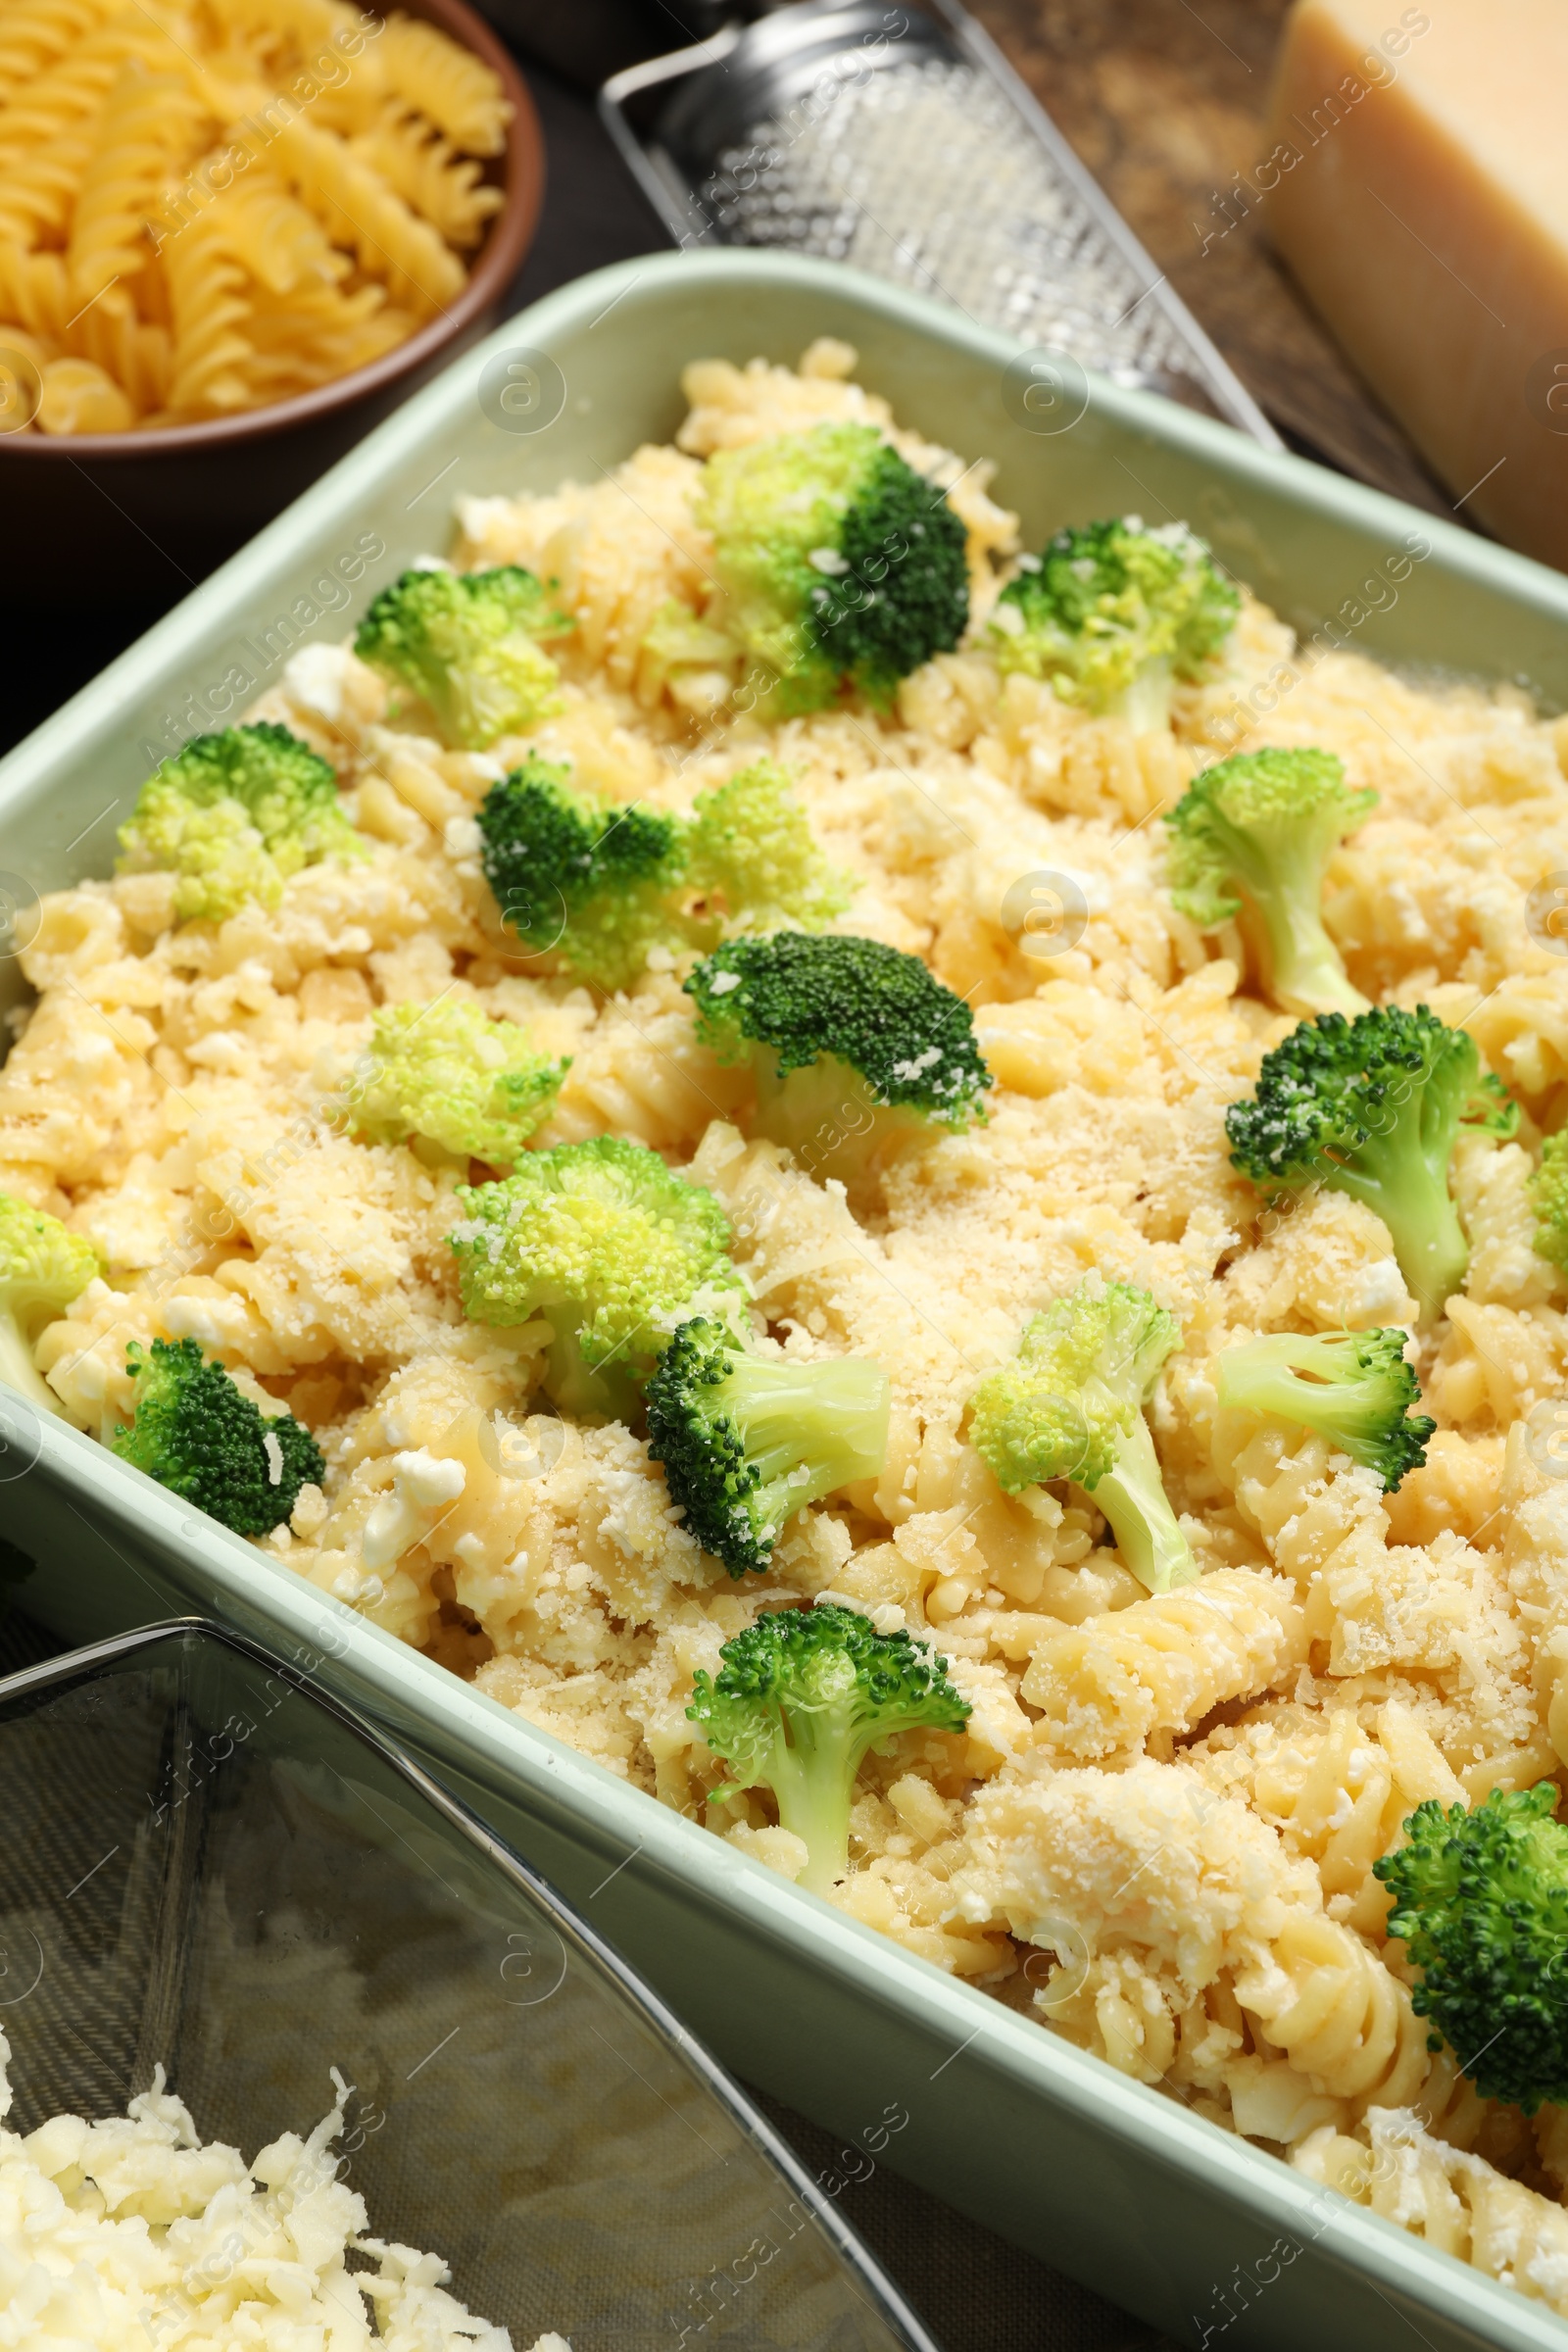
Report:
0,0,509,428
348,103,502,246
1019,1567,1306,1761
1296,2109,1568,2318
376,12,505,152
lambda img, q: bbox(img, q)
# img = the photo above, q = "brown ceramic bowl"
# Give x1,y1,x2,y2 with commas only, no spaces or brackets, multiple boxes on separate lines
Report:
0,0,542,608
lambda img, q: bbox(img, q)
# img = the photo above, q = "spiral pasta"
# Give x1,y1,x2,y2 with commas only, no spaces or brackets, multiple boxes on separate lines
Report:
348,104,502,247
270,109,464,316
68,67,206,310
1234,1909,1429,2112
195,166,345,296
1250,1702,1464,1936
162,205,252,416
36,347,132,427
70,286,171,407
0,0,124,105
377,13,506,152
0,0,509,429
0,127,94,245
0,237,67,333
1296,2109,1568,2318
1020,1567,1306,1761
204,0,371,69
960,1752,1429,2132
0,11,169,159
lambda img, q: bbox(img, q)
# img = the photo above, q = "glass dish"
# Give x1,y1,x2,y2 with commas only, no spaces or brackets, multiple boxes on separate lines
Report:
0,1619,938,2352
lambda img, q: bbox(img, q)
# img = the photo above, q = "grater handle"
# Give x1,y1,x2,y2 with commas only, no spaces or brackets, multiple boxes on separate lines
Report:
600,28,743,245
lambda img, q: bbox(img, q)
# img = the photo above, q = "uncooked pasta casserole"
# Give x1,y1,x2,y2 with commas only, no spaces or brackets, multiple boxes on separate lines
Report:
7,342,1568,2317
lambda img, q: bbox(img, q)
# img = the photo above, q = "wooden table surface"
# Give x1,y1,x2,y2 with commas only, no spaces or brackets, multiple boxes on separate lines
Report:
970,0,1459,518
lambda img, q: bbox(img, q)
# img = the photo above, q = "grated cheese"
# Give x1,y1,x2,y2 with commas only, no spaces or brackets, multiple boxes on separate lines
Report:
0,2031,567,2351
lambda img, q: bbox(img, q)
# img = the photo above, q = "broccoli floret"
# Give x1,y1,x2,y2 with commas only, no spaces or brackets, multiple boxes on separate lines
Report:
354,564,567,749
447,1137,742,1419
687,1601,970,1894
0,1193,98,1413
1375,1784,1568,2112
477,756,850,993
685,932,992,1184
1226,1005,1518,1323
345,998,567,1168
111,1337,323,1536
684,760,855,940
637,601,742,710
1530,1128,1568,1268
477,757,687,992
987,516,1239,731
698,421,969,713
117,722,365,922
1216,1327,1433,1491
1165,747,1375,1016
969,1279,1193,1593
645,1318,890,1577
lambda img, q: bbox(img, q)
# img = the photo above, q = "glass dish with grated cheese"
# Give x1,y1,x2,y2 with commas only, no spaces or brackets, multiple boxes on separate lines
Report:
0,1619,935,2352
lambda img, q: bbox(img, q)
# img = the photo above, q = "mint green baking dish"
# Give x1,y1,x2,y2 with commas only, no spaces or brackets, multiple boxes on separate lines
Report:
6,251,1568,2352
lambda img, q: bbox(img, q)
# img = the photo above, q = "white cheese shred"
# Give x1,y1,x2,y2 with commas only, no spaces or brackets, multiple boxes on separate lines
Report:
0,2029,567,2350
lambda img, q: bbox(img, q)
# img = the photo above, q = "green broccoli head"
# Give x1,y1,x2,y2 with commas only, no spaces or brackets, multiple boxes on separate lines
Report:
353,564,568,749
686,931,992,1184
0,1192,98,1414
344,998,567,1167
477,757,687,992
645,1318,890,1577
687,1601,970,1893
684,760,855,940
1226,1005,1518,1323
1529,1129,1568,1269
987,516,1240,731
1375,1784,1568,2112
1165,747,1375,1016
1216,1327,1433,1491
111,1337,323,1537
117,723,366,922
447,1137,742,1419
968,1279,1192,1592
476,756,849,993
699,421,969,713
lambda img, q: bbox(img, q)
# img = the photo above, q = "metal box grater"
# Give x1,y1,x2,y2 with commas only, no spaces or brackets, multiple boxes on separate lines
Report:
600,0,1280,443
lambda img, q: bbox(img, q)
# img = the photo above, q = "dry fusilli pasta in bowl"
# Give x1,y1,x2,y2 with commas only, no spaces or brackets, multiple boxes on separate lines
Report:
10,335,1568,2332
0,0,539,593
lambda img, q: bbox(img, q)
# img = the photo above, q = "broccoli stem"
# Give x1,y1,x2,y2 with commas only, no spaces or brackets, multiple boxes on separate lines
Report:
1327,1126,1469,1320
759,1682,861,1895
1217,1352,1303,1425
1112,659,1175,736
755,1051,927,1186
1091,1411,1195,1592
543,1316,643,1426
1213,1330,1433,1492
0,1318,56,1415
724,1357,887,1528
1254,879,1368,1020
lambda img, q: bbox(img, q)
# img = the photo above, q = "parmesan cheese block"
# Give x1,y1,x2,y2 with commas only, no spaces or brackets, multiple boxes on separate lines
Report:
1265,0,1568,569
